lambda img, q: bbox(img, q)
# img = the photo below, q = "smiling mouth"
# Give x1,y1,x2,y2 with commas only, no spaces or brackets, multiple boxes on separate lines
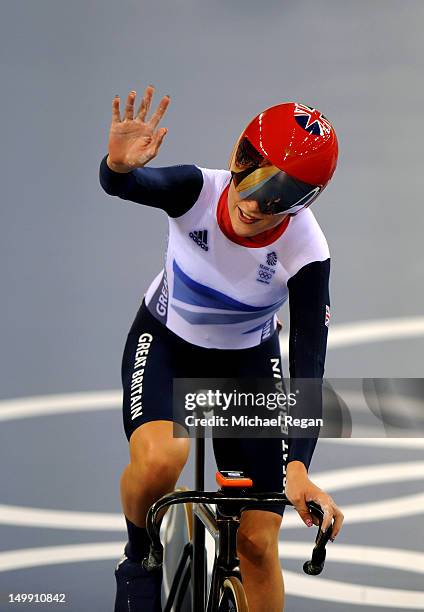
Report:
237,207,262,224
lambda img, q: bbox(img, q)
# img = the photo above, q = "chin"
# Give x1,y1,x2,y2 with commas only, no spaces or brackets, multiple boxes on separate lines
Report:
230,209,263,237
233,222,262,238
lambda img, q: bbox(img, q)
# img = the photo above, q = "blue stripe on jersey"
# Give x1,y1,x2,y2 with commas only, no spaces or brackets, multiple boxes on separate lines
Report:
172,304,283,325
172,259,282,312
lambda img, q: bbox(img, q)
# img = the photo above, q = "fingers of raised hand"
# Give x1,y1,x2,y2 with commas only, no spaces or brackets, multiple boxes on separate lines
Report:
111,95,121,123
152,127,168,150
136,85,154,122
148,94,170,129
124,90,137,121
112,86,169,130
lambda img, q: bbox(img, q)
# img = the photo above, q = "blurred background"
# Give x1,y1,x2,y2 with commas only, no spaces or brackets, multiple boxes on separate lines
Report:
0,1,423,610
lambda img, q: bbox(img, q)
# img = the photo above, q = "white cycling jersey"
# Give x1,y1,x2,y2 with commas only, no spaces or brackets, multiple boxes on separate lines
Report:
144,167,329,349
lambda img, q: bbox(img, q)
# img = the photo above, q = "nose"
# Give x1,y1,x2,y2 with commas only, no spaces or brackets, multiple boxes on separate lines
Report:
242,200,262,214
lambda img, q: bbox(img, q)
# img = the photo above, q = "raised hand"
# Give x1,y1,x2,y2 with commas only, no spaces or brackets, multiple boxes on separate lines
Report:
107,85,170,173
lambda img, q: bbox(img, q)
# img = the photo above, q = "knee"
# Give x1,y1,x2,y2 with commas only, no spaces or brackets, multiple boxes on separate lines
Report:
237,524,278,565
132,436,189,486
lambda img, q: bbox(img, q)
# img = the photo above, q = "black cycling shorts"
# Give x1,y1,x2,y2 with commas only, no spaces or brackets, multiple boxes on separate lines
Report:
121,299,288,517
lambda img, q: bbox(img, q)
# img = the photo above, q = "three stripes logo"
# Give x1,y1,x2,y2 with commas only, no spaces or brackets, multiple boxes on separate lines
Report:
189,229,209,251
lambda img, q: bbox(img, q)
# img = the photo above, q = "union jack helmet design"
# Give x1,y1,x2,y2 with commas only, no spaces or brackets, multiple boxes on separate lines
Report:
293,103,333,137
229,102,338,215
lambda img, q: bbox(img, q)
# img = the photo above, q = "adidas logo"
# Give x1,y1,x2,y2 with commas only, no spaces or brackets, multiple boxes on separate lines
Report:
189,229,209,251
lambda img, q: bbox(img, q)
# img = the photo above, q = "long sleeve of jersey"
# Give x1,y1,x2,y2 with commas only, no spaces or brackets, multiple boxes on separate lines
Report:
286,258,330,472
99,154,204,217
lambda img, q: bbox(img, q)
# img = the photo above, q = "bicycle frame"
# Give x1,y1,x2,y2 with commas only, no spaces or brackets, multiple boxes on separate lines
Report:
144,437,332,612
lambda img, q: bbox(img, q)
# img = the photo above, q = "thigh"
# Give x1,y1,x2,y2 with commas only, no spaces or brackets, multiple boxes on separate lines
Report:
121,299,187,441
213,330,288,517
213,436,287,517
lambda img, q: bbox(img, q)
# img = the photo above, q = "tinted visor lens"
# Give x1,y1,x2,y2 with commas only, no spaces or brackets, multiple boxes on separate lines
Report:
237,168,320,215
230,136,265,175
230,137,320,215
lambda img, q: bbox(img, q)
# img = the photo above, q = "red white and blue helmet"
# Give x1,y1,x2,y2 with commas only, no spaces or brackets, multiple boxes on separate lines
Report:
229,102,338,215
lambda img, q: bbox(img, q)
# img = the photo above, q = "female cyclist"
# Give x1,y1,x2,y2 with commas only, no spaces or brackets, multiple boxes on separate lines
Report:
99,85,344,612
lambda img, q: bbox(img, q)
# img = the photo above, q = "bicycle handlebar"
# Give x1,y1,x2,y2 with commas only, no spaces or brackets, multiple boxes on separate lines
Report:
303,500,334,575
143,490,333,575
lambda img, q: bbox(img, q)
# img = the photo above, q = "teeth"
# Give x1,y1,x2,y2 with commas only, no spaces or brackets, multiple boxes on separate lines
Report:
240,209,256,220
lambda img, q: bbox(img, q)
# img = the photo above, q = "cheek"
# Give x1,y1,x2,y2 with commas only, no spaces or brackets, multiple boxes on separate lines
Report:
231,205,239,222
